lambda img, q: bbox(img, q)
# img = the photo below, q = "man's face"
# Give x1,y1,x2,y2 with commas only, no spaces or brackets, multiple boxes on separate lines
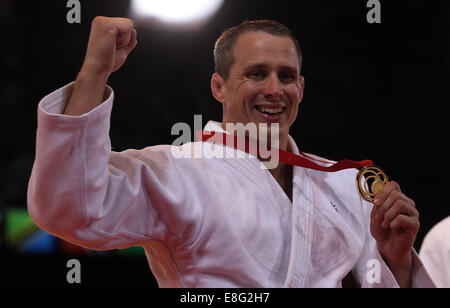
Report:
212,31,305,144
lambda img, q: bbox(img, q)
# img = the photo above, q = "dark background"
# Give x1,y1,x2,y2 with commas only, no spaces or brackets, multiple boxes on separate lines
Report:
0,0,448,287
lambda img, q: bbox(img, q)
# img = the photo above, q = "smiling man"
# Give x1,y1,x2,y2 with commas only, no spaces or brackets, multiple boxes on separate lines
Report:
28,17,435,288
211,25,304,199
212,29,304,147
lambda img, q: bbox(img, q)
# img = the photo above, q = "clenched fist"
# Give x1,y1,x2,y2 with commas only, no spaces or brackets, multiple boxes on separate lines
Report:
82,16,137,78
64,17,138,116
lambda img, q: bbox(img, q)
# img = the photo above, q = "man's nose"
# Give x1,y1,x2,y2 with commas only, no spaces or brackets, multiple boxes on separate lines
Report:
263,73,282,101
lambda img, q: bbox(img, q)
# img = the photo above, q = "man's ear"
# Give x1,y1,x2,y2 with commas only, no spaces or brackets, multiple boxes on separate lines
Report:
298,76,305,104
211,73,226,104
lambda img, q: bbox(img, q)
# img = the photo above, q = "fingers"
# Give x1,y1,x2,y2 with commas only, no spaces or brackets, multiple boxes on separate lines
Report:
92,16,133,28
389,214,420,235
116,23,135,49
113,28,138,73
371,181,418,230
374,181,401,207
370,181,399,221
85,16,137,76
91,16,135,48
123,29,138,54
381,199,418,229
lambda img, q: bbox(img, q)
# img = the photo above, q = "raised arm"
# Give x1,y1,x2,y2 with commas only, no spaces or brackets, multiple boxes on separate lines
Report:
27,17,194,251
64,16,137,116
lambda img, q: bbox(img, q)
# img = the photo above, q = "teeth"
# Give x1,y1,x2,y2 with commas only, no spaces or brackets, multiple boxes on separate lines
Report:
257,107,284,114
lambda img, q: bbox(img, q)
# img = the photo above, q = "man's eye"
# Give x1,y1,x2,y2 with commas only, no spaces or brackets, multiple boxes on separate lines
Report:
247,71,264,79
279,73,295,82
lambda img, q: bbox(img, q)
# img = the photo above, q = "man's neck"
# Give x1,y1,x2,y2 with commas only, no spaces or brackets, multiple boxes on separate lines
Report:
269,161,293,202
221,121,293,201
268,140,293,202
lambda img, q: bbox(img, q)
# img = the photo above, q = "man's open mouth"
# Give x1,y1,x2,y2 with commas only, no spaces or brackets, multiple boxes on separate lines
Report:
255,106,286,116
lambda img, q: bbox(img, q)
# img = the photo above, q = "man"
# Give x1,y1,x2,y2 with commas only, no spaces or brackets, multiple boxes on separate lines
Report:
28,17,434,287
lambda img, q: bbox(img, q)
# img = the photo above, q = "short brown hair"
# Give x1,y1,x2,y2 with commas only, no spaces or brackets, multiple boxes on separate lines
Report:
214,20,303,80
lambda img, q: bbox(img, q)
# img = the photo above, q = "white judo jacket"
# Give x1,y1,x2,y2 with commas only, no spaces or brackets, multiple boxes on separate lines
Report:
28,83,435,288
419,217,450,287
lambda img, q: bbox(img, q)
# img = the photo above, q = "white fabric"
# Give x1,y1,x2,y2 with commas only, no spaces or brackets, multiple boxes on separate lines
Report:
28,82,435,288
419,217,450,288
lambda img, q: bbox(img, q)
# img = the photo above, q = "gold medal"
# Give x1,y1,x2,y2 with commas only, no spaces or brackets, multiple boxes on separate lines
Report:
356,166,389,202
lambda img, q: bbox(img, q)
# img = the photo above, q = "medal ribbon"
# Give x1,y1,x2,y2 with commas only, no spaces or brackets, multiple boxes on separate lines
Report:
197,131,373,172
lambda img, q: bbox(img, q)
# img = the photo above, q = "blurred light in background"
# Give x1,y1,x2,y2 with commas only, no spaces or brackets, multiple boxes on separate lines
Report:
1,208,145,257
131,0,224,25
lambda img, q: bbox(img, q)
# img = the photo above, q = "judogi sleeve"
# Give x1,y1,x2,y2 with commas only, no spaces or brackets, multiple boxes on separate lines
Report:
27,82,188,250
